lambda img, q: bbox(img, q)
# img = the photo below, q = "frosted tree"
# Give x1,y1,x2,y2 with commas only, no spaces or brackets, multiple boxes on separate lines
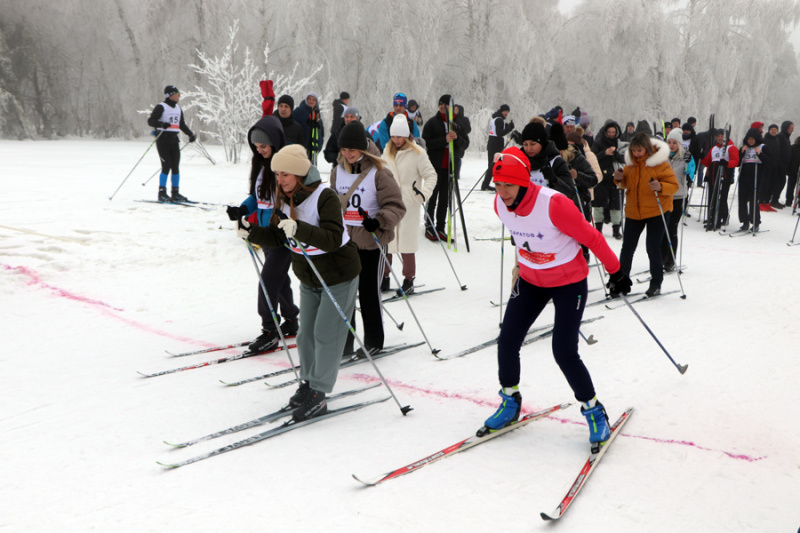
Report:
184,20,321,163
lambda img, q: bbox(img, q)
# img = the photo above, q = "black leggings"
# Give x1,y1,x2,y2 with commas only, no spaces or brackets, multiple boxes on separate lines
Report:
156,135,181,175
497,277,596,403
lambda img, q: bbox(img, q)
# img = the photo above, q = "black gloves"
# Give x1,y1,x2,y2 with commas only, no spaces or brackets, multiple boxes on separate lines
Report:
607,270,633,296
511,131,522,145
358,207,380,233
226,205,246,221
508,120,515,130
188,133,197,143
158,121,171,129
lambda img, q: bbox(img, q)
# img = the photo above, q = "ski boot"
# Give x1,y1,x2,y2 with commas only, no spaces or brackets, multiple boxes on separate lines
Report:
157,186,171,202
280,318,298,337
171,187,189,202
248,329,279,353
381,277,391,292
289,381,311,408
581,398,611,453
396,277,415,297
292,389,327,422
477,387,522,437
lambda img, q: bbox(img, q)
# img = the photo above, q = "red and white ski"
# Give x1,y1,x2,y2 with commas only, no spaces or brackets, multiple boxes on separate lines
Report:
541,407,634,521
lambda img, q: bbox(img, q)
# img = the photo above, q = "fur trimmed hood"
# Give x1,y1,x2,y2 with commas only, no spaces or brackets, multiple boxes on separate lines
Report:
624,137,670,167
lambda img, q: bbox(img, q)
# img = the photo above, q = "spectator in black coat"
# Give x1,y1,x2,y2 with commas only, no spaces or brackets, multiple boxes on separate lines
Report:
775,121,794,207
273,94,305,147
292,92,325,163
331,91,350,134
591,120,626,238
788,136,800,208
421,94,468,240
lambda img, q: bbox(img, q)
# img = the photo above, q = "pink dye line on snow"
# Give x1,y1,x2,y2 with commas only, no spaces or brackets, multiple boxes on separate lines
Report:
347,373,766,463
3,263,211,348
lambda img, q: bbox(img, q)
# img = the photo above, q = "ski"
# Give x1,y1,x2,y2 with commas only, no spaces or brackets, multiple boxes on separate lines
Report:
438,316,604,361
382,287,444,303
165,335,296,358
134,199,212,211
585,292,643,308
166,341,250,357
163,383,381,448
157,396,390,468
604,289,680,310
729,228,769,237
264,342,424,388
137,343,297,378
353,402,572,486
220,342,422,387
540,408,634,521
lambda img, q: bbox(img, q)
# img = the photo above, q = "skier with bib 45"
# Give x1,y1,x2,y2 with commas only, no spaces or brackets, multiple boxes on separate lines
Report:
483,146,632,450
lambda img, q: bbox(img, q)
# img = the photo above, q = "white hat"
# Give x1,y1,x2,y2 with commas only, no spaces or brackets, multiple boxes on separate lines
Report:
667,128,683,143
390,116,410,137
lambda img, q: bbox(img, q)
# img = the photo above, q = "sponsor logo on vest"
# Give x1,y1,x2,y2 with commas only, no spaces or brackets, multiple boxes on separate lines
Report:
344,210,369,222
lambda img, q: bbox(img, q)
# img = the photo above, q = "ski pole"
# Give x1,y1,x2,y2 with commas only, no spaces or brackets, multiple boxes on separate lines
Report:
651,181,686,299
725,172,739,228
422,207,467,290
358,208,439,355
619,294,688,374
110,131,163,200
245,241,300,381
381,303,404,331
579,329,597,345
142,143,190,186
789,212,800,245
286,233,412,415
499,225,505,329
752,165,759,236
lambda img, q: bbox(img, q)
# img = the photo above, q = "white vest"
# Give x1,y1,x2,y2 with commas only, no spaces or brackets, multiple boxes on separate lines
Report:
529,156,560,188
680,138,690,152
710,144,730,163
741,145,763,165
281,186,349,256
495,188,581,270
157,103,182,132
334,166,380,226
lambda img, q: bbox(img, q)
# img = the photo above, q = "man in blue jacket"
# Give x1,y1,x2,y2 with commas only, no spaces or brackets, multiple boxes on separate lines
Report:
375,92,420,151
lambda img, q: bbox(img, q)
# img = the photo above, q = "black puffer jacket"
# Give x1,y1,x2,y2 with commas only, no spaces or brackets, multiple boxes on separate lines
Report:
527,141,580,211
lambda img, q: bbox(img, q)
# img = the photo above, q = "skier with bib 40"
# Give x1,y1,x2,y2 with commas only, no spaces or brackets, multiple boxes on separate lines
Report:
483,146,632,449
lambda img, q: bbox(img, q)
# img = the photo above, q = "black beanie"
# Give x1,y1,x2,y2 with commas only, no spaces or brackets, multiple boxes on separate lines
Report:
277,94,295,109
338,121,368,151
499,104,510,113
439,94,452,106
340,91,350,100
521,121,549,146
164,85,179,98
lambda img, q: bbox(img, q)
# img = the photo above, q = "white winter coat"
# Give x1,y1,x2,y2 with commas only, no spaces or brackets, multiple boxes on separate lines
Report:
383,142,437,253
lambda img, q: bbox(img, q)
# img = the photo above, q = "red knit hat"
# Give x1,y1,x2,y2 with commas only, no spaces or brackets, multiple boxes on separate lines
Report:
492,147,531,187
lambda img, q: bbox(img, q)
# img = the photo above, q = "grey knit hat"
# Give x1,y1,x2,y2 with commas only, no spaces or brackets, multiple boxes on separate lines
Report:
249,128,271,146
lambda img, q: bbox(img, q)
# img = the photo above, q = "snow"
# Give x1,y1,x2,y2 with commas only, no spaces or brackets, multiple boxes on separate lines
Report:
2,139,799,531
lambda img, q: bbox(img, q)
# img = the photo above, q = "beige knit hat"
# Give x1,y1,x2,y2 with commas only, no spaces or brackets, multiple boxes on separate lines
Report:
271,145,311,176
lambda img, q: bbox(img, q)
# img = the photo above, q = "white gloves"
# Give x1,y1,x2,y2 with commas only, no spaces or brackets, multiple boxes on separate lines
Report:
278,218,297,238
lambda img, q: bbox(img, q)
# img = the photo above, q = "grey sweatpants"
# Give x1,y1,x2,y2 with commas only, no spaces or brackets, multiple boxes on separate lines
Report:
297,277,359,393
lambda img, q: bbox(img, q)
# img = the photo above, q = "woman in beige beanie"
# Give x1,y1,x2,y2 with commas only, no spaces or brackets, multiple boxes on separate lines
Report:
239,144,361,422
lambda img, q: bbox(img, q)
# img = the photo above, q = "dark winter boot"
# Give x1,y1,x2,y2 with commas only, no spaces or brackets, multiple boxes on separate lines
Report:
171,187,189,202
425,227,438,242
483,387,522,431
381,277,391,292
396,277,415,297
612,224,622,240
280,318,298,337
645,284,661,298
292,389,327,422
158,187,171,202
594,222,603,233
248,329,279,353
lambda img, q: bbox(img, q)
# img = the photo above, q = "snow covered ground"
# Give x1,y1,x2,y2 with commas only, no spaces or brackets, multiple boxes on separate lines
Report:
2,139,799,532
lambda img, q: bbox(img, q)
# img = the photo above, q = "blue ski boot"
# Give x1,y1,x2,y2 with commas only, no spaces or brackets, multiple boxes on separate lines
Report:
581,398,611,452
479,387,522,436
